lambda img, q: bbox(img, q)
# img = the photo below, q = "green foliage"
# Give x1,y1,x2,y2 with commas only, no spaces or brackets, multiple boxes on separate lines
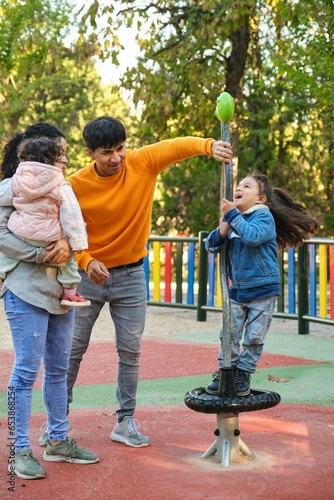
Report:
90,0,333,236
238,0,334,233
2,0,333,237
0,0,134,172
117,0,256,139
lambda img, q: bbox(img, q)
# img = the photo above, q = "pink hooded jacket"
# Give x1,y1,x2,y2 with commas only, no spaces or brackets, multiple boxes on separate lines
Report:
7,161,87,250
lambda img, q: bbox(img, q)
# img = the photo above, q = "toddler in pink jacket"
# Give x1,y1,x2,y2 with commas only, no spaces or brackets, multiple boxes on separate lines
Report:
0,137,90,306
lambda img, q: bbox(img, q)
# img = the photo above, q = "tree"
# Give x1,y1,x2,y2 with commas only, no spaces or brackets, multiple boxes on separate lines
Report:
77,0,334,235
240,0,334,232
0,0,134,171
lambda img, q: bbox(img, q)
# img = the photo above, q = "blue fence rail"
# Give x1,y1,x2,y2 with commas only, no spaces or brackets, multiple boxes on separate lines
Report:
144,233,334,335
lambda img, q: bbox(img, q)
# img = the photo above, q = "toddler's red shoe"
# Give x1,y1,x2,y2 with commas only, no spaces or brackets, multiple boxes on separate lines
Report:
60,290,91,307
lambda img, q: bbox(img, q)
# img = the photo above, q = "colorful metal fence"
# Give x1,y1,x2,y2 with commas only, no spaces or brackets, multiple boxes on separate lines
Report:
144,234,334,334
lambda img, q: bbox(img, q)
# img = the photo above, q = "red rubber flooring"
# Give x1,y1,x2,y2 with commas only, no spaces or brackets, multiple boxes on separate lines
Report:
0,338,333,499
1,405,333,499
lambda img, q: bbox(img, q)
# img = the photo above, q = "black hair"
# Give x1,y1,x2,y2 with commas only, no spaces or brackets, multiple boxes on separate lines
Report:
82,117,126,151
0,122,65,180
17,137,63,166
250,172,318,249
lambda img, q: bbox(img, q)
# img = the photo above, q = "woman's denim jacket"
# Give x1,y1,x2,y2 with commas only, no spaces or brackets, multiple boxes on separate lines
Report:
205,205,280,289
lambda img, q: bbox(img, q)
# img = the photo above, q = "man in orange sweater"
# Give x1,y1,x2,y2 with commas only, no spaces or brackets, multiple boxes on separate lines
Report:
63,117,232,448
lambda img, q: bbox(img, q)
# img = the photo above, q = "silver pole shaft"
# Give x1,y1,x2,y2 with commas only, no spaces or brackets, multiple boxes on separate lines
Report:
220,122,233,367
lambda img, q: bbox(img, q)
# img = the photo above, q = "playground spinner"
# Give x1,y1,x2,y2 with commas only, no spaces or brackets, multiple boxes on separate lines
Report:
184,92,281,468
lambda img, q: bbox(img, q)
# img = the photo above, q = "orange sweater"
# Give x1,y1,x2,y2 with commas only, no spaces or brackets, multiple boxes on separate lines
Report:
69,137,215,270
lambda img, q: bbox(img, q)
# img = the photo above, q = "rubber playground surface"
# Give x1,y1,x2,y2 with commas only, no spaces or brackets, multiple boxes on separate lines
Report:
0,306,333,499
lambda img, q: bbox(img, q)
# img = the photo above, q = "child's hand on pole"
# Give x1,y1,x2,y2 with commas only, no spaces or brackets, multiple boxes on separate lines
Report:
220,197,236,214
219,217,230,237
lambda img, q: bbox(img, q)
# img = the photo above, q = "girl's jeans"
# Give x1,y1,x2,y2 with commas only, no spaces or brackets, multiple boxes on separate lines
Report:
5,290,75,451
66,265,147,421
217,296,276,373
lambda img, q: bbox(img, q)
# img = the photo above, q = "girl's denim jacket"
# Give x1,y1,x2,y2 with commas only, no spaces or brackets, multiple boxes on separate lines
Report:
205,205,280,289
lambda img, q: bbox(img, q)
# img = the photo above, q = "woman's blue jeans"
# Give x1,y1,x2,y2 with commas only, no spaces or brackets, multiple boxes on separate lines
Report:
5,290,75,451
217,296,276,373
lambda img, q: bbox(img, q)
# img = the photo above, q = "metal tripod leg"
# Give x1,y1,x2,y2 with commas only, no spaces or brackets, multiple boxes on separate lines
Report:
202,413,254,468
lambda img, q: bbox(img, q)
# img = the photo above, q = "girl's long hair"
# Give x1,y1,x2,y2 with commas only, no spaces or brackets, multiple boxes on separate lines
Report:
252,172,318,250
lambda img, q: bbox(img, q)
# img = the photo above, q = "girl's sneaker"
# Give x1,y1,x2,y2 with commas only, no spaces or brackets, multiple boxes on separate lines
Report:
60,290,91,307
235,368,251,396
205,370,220,394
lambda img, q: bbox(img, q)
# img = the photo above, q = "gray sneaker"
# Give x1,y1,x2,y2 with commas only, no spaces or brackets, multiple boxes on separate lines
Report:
110,416,150,448
38,418,72,447
43,437,99,464
9,448,46,480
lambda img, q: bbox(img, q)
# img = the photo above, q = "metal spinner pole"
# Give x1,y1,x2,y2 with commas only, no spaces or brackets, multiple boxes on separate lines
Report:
202,92,254,467
184,93,281,463
220,119,233,369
